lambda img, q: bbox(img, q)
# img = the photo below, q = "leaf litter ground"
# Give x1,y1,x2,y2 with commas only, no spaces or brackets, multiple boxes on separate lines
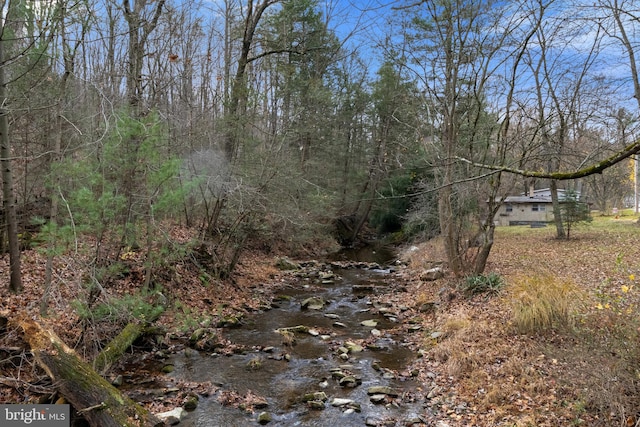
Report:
1,217,639,426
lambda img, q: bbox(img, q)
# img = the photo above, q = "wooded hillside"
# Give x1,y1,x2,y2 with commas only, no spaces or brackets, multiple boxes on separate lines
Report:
0,0,639,293
1,2,640,423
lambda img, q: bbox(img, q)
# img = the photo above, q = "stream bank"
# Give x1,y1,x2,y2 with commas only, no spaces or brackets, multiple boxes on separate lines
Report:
124,248,440,426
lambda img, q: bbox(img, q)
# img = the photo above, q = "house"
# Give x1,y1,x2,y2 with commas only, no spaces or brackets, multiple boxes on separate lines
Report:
494,188,579,226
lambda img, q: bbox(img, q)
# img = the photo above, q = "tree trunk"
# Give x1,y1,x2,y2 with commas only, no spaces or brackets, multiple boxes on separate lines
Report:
224,0,276,162
550,179,565,239
439,184,464,275
43,9,79,314
437,13,466,277
439,99,464,274
93,303,163,374
349,136,386,243
473,223,495,275
123,0,166,112
0,31,22,293
19,319,163,427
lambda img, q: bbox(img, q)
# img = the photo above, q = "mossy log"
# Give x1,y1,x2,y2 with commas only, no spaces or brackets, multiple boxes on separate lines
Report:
19,319,163,427
94,322,146,375
94,304,164,374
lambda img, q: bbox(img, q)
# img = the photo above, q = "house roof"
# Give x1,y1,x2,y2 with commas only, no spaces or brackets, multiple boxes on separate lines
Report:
504,195,553,204
503,188,580,204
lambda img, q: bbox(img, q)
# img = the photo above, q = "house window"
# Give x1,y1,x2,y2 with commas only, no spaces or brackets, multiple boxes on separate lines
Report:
505,204,513,212
532,204,546,212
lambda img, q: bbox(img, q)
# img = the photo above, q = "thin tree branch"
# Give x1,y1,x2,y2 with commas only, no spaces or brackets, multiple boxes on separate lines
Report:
247,45,329,63
455,140,640,180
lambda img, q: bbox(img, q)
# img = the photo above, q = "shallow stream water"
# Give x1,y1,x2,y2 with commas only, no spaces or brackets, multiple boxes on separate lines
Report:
155,247,426,426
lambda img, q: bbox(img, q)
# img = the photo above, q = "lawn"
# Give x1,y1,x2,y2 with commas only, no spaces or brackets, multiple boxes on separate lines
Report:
406,215,640,426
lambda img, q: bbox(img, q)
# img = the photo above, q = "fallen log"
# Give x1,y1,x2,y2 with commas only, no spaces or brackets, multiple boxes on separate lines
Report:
94,301,164,374
94,322,146,375
19,319,163,427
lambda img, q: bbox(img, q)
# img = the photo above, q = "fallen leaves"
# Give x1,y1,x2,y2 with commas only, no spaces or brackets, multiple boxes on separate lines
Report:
1,220,640,426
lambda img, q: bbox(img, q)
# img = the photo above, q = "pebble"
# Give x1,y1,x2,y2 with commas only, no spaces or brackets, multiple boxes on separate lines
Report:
257,411,271,424
331,398,354,407
360,319,378,327
369,394,386,403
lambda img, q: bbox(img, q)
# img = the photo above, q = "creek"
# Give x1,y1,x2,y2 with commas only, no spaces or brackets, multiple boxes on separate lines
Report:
142,247,428,426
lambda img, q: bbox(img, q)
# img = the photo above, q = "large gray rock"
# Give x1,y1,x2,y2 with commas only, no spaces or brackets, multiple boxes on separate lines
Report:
156,407,186,425
275,257,299,270
301,297,326,310
330,398,354,407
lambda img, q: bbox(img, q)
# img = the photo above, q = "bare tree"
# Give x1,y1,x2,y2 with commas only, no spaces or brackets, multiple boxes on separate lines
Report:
526,2,603,238
41,0,91,313
224,0,279,162
401,0,533,274
0,0,61,292
123,0,166,111
0,21,20,292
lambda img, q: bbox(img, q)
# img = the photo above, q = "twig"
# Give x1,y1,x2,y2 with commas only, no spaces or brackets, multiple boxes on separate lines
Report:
77,402,107,414
0,376,55,394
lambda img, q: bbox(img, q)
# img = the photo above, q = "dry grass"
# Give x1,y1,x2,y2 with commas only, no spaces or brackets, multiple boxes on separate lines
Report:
428,314,492,378
486,220,640,425
441,316,471,333
507,274,583,334
409,218,640,425
414,291,434,307
400,235,448,269
418,304,562,425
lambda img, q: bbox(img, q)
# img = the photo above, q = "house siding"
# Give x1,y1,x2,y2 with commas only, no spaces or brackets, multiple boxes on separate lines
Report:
495,202,554,226
493,189,580,226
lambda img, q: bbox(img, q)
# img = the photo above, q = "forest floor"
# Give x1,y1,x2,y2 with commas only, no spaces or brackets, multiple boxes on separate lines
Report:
1,213,640,427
